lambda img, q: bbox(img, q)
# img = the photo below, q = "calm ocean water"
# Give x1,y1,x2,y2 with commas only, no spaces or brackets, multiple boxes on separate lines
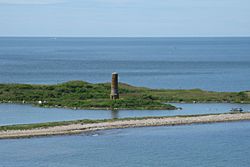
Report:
0,37,250,91
1,121,250,167
1,103,250,125
1,37,250,166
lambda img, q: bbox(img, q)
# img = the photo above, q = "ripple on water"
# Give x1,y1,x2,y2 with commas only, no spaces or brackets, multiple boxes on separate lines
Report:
1,121,250,167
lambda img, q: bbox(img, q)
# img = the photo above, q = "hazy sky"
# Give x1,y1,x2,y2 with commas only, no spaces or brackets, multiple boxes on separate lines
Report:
0,0,250,37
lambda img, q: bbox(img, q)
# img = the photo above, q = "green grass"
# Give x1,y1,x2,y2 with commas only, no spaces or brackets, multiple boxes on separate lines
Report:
0,80,249,110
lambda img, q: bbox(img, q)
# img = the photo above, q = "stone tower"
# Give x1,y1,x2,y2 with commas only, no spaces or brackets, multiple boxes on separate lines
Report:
110,72,119,99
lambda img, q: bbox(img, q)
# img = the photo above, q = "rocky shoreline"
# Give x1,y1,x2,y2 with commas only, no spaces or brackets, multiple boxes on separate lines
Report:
1,113,250,139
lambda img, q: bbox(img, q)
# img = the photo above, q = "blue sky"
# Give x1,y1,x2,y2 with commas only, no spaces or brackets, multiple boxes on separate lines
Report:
0,0,249,37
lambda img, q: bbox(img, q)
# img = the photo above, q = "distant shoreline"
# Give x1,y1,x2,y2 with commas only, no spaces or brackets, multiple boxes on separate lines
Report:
1,113,250,139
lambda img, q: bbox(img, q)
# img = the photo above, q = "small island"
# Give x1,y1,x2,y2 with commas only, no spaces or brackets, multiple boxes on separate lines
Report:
0,80,249,110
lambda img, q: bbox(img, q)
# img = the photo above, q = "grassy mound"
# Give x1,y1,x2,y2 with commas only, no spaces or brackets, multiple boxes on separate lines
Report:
0,81,249,110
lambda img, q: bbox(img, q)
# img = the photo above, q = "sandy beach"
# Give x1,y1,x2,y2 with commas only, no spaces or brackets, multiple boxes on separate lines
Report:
1,113,250,139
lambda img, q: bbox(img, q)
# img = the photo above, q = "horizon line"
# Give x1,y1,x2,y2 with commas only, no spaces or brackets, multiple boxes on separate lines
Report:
1,36,250,38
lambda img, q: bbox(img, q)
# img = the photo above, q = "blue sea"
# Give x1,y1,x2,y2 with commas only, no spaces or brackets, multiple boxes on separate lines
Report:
1,37,250,166
1,103,250,126
0,37,250,91
1,121,250,167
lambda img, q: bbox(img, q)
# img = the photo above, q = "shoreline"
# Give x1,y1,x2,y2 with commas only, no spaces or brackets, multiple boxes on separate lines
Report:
0,101,176,111
1,113,250,139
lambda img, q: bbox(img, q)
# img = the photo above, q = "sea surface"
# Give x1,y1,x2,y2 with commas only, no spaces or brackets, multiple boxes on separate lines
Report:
0,37,250,91
1,103,250,125
1,37,250,166
1,121,250,167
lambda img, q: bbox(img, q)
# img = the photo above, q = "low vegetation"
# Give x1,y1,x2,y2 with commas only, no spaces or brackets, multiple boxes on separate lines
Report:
0,81,249,110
